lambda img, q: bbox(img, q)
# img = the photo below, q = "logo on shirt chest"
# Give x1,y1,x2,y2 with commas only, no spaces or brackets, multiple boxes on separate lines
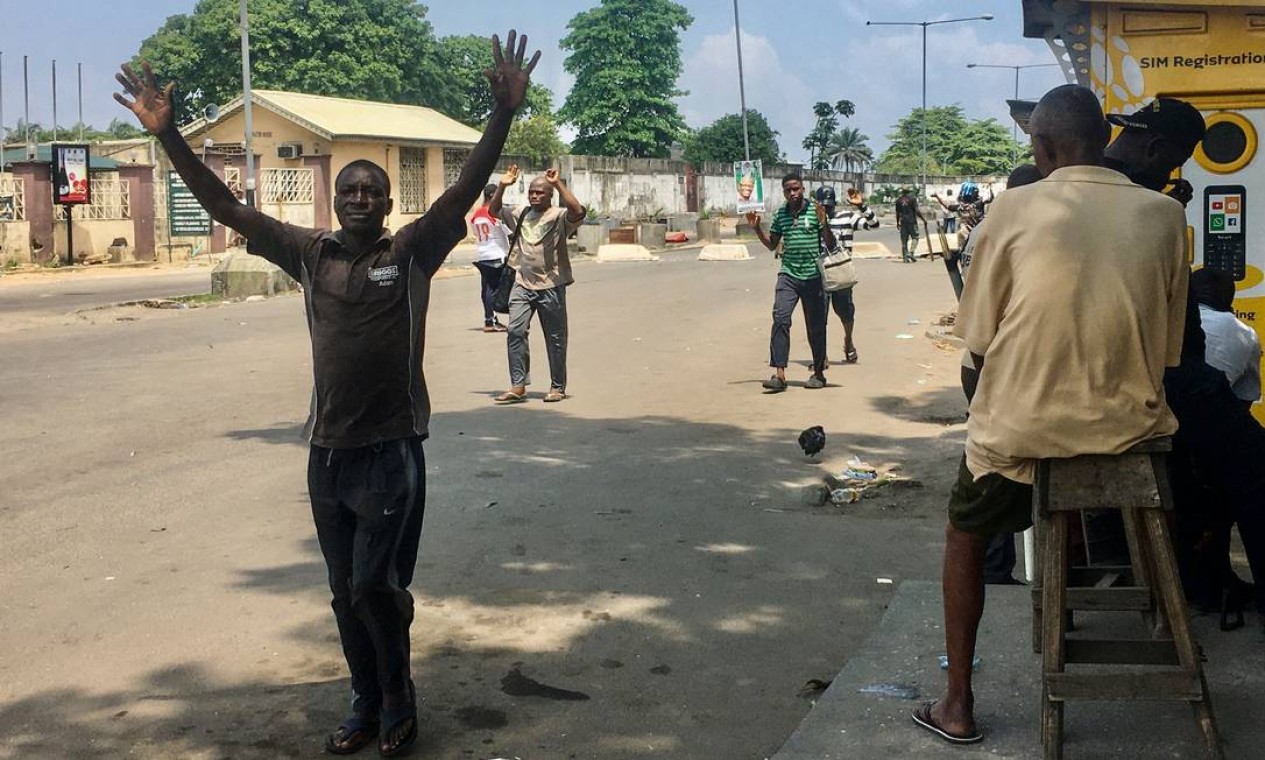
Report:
368,265,400,287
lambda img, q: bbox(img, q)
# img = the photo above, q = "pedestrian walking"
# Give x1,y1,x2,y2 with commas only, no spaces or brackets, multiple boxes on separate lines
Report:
747,174,838,392
893,189,924,262
488,165,586,404
814,185,877,364
114,31,540,757
932,181,992,253
471,184,511,332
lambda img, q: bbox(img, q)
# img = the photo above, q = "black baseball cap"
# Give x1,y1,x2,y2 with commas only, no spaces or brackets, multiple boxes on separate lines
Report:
1107,98,1206,157
814,186,837,207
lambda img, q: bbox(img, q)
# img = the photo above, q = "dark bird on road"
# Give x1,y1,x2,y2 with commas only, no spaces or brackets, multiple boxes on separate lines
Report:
798,426,826,458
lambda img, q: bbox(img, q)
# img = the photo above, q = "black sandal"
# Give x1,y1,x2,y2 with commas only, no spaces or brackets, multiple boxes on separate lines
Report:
378,682,418,757
325,714,379,755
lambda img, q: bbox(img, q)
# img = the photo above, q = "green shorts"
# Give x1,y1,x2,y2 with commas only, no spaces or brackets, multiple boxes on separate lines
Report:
947,456,1034,535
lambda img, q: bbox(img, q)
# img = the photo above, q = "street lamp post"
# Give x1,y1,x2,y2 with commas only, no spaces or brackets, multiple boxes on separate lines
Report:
966,62,1060,167
866,15,994,195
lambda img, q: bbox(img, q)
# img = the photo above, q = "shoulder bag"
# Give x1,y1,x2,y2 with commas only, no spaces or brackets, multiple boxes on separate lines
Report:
818,243,859,292
491,207,531,314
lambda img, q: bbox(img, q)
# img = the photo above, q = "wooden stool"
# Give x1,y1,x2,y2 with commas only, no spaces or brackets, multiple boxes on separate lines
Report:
1031,437,1222,759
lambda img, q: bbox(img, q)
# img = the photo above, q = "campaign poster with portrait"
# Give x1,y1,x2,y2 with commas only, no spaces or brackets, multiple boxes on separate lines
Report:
52,143,91,205
734,159,765,214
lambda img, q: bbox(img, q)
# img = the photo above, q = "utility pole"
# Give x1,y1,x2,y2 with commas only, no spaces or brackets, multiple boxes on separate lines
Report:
867,15,994,195
51,59,58,142
733,0,750,161
77,62,83,141
23,55,31,159
1,51,6,174
240,0,257,207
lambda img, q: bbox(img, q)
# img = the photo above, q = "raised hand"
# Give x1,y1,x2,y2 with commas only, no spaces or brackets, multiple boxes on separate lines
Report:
846,188,865,207
113,61,175,135
814,201,829,225
745,211,761,228
484,30,542,114
544,168,562,186
500,164,521,187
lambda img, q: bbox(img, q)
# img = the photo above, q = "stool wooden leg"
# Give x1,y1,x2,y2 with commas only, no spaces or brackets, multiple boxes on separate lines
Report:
1042,512,1069,760
1123,507,1163,636
1141,510,1223,759
1032,514,1044,654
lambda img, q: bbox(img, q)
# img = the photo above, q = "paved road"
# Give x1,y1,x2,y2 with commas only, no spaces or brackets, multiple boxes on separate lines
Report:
0,235,965,759
0,267,211,319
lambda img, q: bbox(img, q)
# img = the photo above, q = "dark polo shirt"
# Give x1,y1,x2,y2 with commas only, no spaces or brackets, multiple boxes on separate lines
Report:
246,211,466,449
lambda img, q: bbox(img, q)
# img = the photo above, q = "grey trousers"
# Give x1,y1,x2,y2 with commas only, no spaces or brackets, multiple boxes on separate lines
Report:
507,283,568,390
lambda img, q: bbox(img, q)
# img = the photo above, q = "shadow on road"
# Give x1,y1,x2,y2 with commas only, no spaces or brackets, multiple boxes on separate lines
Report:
1,404,965,759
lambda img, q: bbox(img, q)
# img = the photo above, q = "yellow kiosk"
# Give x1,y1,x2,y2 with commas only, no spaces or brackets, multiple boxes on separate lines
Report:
1024,0,1265,413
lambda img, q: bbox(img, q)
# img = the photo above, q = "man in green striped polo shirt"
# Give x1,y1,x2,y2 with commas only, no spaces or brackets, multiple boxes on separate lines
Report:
747,173,838,392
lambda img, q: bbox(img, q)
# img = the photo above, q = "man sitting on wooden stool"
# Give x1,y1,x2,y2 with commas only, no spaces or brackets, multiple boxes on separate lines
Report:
912,84,1190,746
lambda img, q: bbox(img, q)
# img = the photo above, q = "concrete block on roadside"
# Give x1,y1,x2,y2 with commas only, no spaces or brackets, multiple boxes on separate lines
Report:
597,244,659,262
211,251,299,299
851,241,893,260
698,244,752,261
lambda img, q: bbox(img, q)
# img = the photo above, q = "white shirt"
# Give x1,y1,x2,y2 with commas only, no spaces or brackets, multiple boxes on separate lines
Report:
1199,304,1262,402
471,208,510,264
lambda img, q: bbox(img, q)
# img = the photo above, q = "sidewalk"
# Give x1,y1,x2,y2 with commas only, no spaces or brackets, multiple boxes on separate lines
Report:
772,580,1263,759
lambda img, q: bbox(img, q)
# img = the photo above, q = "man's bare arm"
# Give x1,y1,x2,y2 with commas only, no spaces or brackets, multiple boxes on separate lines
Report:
488,165,520,219
746,212,781,251
546,168,585,220
428,31,540,223
114,62,271,240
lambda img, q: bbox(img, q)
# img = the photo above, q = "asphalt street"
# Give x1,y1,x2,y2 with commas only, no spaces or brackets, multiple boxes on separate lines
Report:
0,235,971,760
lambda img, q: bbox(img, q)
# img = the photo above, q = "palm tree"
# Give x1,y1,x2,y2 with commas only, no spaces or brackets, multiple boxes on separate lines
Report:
828,127,873,180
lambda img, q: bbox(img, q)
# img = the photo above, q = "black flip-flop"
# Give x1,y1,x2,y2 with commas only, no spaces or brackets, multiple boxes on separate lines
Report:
325,714,379,755
911,701,984,745
378,682,418,757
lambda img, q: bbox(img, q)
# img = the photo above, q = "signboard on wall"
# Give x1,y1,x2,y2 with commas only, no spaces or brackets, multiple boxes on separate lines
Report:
51,143,91,205
167,171,212,236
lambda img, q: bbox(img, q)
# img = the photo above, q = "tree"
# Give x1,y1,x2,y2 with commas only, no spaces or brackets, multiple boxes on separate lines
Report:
135,0,461,123
876,105,1025,176
558,0,693,157
504,113,568,162
827,127,872,175
436,34,555,127
681,110,781,166
106,118,146,140
802,100,855,170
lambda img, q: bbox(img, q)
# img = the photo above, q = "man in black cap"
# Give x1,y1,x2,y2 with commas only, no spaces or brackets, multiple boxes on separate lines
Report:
1105,97,1208,200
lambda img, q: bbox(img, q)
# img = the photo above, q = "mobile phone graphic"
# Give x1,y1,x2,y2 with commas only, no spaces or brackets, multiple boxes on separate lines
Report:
1204,185,1247,280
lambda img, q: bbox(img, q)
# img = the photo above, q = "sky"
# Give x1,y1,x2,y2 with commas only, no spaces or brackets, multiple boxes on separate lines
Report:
0,0,1069,163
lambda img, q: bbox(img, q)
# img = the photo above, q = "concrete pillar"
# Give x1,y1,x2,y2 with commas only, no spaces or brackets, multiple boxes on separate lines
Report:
424,146,444,214
11,161,52,264
117,165,156,261
203,154,227,253
304,153,331,230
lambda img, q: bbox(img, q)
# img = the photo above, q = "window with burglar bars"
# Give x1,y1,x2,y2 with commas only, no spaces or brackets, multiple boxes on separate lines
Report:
399,147,427,214
443,148,470,189
224,167,242,198
56,176,130,220
259,168,314,204
0,176,26,221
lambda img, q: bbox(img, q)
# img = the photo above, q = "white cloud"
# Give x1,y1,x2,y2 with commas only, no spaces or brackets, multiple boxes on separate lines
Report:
677,28,817,162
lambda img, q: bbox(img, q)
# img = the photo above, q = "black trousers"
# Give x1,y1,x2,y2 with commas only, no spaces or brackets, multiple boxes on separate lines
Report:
473,261,505,323
770,273,827,373
309,437,426,714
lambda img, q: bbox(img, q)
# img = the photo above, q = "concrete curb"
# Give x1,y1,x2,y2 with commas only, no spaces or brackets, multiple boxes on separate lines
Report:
597,244,660,262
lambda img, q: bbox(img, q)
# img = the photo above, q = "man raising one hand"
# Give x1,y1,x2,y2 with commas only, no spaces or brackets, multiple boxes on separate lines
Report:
115,31,540,757
747,174,837,392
